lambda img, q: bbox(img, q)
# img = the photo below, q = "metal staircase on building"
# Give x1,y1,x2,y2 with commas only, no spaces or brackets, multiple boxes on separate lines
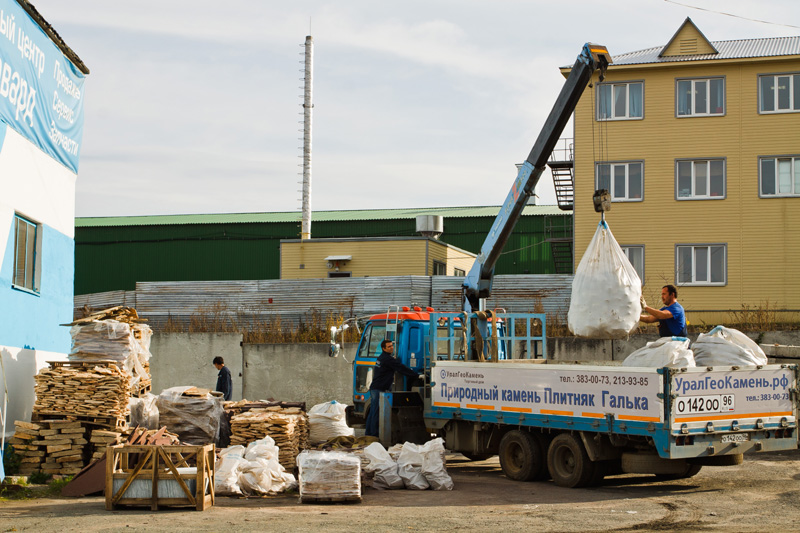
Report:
547,238,574,274
544,213,574,274
547,138,575,211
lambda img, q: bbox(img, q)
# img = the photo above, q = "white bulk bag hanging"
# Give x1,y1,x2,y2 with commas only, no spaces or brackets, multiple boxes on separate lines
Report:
568,220,642,339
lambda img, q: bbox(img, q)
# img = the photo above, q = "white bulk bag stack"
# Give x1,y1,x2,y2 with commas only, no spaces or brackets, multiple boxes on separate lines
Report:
568,221,642,339
622,337,696,368
692,326,768,366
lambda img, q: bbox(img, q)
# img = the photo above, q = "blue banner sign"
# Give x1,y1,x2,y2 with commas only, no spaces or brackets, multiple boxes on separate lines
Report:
0,1,85,172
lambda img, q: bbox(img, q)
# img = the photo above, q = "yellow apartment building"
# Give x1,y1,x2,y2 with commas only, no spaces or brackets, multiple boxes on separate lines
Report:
565,18,800,326
280,237,476,279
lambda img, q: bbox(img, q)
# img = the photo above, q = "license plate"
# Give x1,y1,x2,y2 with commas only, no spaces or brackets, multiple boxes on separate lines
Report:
721,433,750,443
674,394,735,415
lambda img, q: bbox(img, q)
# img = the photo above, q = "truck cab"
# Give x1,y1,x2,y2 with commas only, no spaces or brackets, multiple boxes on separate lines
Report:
351,307,518,423
351,307,432,422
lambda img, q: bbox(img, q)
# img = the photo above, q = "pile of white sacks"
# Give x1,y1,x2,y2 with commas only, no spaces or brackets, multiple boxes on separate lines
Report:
364,438,453,490
215,436,297,496
622,326,768,368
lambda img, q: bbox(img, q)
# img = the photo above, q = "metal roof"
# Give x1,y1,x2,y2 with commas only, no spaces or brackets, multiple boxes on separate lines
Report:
611,36,800,66
75,205,570,228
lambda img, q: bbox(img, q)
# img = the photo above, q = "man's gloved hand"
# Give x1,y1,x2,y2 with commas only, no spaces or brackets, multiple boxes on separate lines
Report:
640,295,648,310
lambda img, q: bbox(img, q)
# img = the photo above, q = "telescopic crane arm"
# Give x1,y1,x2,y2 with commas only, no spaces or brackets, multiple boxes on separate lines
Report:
462,43,611,312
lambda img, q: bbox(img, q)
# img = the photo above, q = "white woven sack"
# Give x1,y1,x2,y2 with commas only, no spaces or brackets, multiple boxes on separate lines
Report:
692,326,767,366
568,221,642,339
622,337,695,368
308,401,354,444
419,438,453,491
397,442,429,490
364,442,404,489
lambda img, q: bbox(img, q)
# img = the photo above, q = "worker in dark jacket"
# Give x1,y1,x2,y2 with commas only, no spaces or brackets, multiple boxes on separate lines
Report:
213,356,233,401
365,339,419,437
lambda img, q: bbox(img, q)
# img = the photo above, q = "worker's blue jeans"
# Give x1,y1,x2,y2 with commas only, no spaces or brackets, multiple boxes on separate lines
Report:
365,389,383,437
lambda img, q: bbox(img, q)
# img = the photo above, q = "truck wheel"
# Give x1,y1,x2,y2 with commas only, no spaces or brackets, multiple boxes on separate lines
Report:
655,464,702,481
499,430,545,481
547,433,596,488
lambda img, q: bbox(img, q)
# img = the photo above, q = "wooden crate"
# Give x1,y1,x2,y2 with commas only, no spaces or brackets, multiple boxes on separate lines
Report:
105,444,215,511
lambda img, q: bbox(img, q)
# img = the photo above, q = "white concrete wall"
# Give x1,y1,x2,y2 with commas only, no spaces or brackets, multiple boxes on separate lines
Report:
149,333,244,400
1,347,67,439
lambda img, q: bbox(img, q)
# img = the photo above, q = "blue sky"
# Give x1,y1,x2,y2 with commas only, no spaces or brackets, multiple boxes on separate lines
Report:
32,0,800,217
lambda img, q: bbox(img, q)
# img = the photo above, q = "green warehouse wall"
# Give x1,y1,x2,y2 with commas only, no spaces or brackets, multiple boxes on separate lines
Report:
74,209,571,294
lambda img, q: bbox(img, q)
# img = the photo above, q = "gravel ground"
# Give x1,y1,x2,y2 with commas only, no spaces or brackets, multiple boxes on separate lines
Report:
2,450,799,532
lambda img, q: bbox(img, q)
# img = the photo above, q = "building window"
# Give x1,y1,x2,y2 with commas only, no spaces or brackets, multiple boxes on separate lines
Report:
453,268,465,277
760,156,800,197
13,214,39,293
677,77,724,116
596,161,643,201
759,73,800,113
432,261,446,276
676,244,726,286
597,81,643,120
621,245,644,284
676,159,725,199
328,272,351,278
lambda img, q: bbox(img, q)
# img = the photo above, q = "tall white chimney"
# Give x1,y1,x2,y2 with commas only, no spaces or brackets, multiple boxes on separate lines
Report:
300,35,313,240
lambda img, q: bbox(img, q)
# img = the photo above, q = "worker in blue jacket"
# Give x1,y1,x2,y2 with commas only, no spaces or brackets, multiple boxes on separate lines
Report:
365,339,419,437
640,284,688,337
213,356,233,401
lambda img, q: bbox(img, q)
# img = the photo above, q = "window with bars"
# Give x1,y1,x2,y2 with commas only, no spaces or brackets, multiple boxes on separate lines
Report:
13,214,39,293
677,77,725,116
676,244,726,286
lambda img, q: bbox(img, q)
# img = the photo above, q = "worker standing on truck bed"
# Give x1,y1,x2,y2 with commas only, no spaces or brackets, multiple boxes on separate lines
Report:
640,284,688,337
365,339,420,437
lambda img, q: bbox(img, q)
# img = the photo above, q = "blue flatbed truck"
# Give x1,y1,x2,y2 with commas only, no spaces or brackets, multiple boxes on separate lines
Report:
346,309,798,487
337,41,798,487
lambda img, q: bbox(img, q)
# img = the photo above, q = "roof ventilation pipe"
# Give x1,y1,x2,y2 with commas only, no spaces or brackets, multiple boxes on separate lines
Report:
416,215,443,239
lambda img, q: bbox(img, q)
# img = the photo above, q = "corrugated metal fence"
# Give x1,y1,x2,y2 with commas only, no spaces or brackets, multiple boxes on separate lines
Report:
74,275,573,329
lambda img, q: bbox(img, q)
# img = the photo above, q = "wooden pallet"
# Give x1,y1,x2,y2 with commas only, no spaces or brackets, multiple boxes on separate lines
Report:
300,495,362,504
48,360,120,369
132,381,152,398
32,411,129,431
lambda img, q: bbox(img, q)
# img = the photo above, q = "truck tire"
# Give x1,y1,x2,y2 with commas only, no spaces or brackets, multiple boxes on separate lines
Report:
499,430,545,481
547,433,596,488
655,464,702,481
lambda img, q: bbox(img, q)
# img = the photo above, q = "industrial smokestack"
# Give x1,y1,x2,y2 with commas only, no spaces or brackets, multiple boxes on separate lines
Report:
300,35,314,240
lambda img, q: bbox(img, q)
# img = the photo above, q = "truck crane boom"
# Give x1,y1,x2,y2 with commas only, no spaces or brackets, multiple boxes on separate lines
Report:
462,43,611,311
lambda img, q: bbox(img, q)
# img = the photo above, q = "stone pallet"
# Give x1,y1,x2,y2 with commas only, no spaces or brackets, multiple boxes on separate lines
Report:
33,361,131,423
10,420,89,476
229,406,308,471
